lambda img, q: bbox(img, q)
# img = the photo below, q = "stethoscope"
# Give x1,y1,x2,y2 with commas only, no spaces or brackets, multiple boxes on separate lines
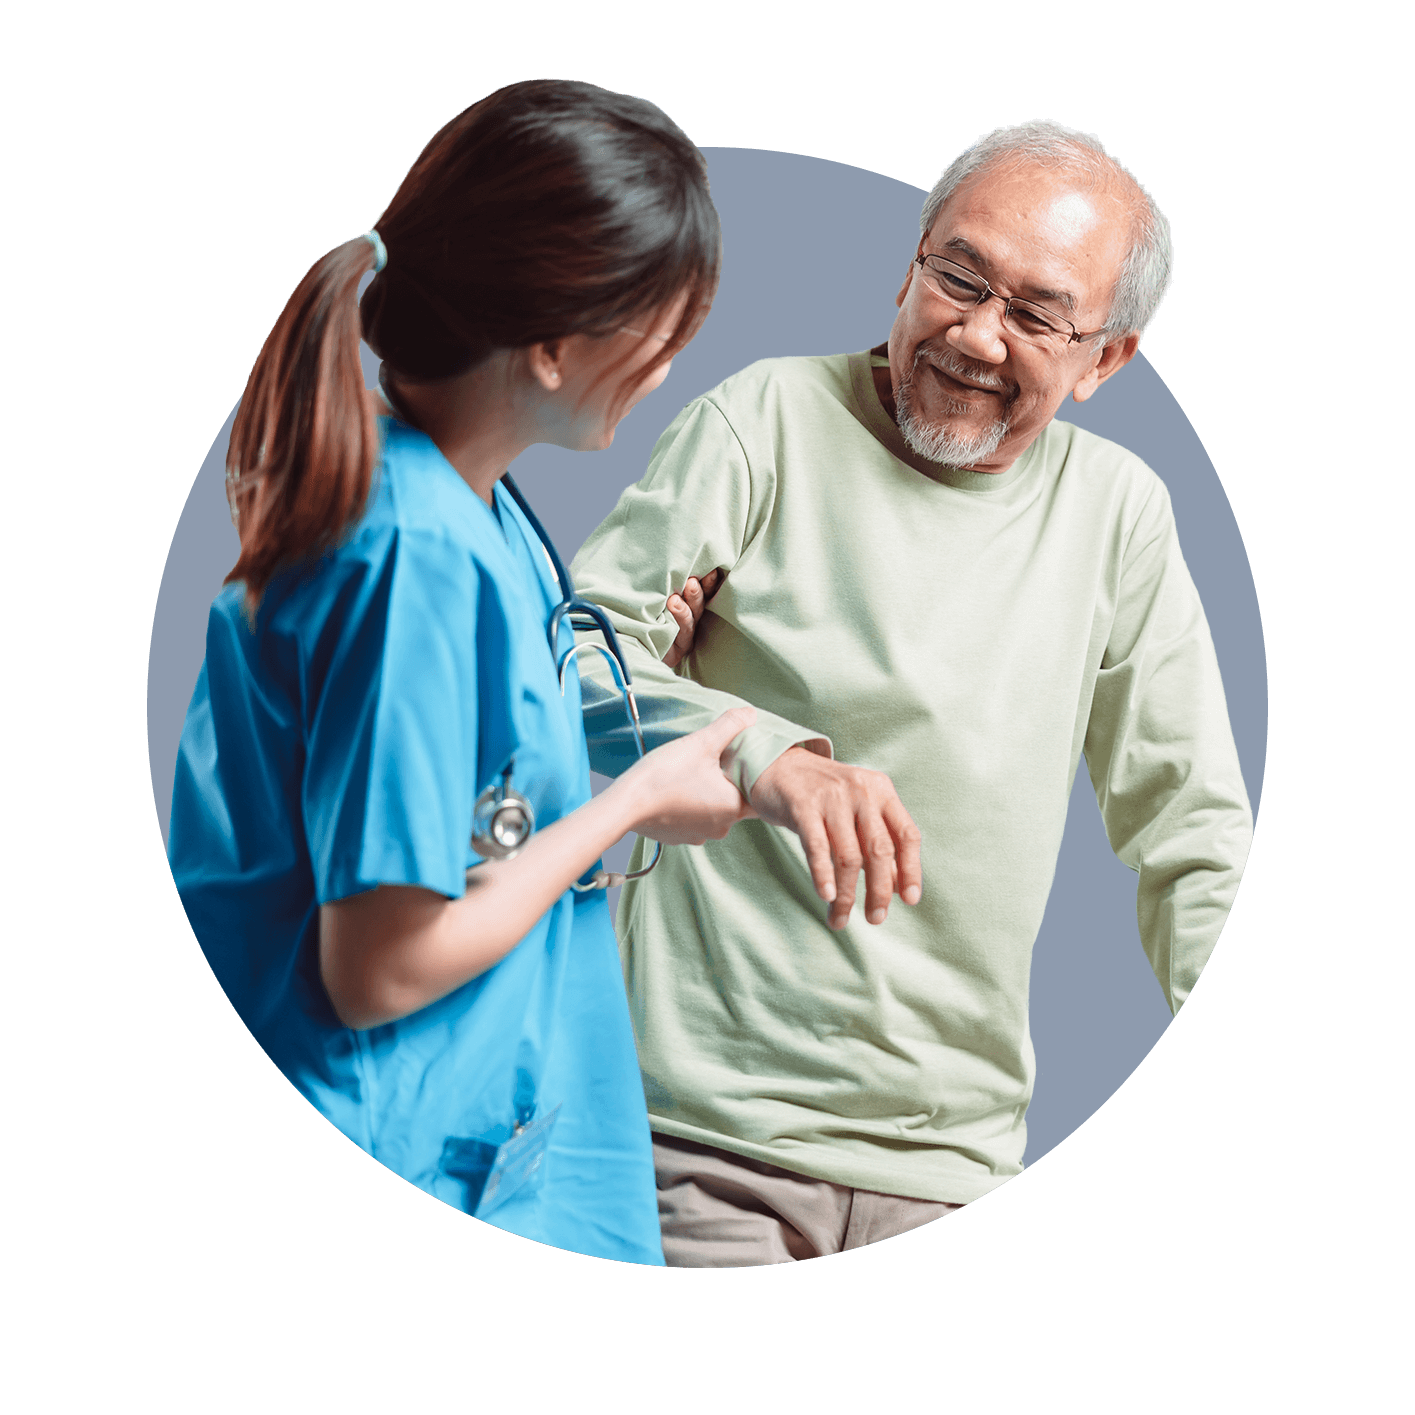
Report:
378,368,662,892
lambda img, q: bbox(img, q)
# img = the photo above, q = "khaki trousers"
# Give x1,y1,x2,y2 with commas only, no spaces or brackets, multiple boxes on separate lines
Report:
653,1133,962,1267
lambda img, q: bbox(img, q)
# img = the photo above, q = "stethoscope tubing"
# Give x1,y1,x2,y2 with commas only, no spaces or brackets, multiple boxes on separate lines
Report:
498,474,663,889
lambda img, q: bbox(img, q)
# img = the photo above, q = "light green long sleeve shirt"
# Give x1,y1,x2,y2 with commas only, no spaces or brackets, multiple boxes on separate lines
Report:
570,351,1252,1203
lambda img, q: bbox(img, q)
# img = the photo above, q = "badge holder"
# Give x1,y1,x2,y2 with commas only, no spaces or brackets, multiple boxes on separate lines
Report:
472,1105,562,1219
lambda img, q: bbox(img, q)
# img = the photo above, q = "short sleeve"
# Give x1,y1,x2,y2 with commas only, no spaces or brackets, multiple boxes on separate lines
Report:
302,528,481,904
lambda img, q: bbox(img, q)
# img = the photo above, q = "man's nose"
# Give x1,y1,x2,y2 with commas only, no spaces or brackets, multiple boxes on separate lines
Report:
946,299,1009,365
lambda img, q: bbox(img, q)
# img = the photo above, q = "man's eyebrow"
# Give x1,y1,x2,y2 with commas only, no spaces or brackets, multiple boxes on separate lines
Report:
940,236,1077,313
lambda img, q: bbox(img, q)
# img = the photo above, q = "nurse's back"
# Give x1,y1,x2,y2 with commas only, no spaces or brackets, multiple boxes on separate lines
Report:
165,80,755,1260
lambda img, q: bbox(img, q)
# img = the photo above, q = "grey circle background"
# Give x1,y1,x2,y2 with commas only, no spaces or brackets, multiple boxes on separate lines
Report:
147,148,1265,1168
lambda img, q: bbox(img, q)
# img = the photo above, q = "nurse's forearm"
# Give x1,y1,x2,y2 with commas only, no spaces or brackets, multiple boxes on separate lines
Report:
319,785,644,1029
319,705,756,1029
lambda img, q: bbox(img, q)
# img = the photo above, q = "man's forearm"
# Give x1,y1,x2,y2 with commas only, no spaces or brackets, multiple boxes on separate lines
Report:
577,630,829,794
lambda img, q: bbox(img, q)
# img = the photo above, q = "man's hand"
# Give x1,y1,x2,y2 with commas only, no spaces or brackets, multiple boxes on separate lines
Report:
663,568,725,669
749,747,922,930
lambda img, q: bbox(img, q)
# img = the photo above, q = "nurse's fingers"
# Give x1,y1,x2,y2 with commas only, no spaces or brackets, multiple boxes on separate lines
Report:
662,569,726,669
696,567,725,602
697,704,757,759
663,592,696,668
624,706,758,844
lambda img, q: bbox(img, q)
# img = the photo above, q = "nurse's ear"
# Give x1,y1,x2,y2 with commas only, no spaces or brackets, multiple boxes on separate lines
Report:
526,340,566,391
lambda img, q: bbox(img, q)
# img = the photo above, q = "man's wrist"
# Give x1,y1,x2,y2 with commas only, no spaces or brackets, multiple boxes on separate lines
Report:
745,736,831,801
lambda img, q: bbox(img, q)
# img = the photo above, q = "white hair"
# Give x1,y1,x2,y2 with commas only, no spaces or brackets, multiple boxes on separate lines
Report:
918,120,1173,340
894,346,1010,468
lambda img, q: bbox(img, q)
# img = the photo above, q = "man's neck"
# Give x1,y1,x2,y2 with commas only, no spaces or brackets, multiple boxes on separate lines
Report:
869,343,898,423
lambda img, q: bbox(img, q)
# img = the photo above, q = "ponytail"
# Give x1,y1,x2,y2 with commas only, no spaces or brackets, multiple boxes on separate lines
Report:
224,81,722,616
225,236,381,614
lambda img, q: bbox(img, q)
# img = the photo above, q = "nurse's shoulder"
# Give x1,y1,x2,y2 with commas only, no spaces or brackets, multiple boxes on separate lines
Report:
365,415,494,548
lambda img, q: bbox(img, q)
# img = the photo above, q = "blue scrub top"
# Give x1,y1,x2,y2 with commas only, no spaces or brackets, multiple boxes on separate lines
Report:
168,418,663,1265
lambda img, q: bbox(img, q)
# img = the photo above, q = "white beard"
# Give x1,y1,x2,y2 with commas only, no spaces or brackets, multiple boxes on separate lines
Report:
895,350,1010,468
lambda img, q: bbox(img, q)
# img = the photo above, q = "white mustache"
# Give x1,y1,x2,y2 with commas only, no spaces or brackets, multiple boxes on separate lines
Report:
918,348,1010,394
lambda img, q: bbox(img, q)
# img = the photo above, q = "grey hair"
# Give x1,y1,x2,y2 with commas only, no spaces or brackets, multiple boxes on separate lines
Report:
918,120,1172,341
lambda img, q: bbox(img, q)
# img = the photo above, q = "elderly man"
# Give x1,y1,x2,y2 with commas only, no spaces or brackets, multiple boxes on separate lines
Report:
571,122,1252,1266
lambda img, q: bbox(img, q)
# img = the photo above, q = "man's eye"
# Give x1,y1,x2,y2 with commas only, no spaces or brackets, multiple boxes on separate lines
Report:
939,272,980,297
1011,307,1059,334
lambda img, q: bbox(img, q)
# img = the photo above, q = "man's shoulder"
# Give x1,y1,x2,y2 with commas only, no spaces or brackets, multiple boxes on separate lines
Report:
1045,418,1167,498
697,353,856,418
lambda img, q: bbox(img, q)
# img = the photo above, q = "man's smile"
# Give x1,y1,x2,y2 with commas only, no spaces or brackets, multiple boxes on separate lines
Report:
932,364,998,398
918,348,1013,401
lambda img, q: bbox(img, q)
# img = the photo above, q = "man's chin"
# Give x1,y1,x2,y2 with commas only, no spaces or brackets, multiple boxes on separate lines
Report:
898,411,1009,468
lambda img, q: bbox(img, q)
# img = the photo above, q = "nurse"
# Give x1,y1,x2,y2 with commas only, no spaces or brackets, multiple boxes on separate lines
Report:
168,80,752,1264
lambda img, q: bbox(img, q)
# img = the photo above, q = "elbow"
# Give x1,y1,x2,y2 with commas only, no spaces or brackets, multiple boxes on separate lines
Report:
326,989,403,1032
323,974,406,1031
319,942,422,1031
318,888,456,1029
317,886,489,1029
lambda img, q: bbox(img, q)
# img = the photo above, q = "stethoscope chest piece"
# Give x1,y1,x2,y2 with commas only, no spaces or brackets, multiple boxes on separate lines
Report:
471,762,536,860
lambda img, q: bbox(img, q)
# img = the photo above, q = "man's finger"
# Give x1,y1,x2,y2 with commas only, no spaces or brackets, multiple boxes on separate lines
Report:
858,811,898,925
699,567,725,601
795,815,837,904
884,798,923,906
825,804,863,930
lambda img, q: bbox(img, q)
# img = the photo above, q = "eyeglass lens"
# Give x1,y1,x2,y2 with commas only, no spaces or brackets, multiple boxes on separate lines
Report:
919,258,1071,344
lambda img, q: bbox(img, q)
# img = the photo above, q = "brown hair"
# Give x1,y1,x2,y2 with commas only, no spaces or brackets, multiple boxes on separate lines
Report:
225,80,721,610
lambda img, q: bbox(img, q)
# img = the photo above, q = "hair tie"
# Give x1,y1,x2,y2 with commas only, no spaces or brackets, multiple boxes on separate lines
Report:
363,230,388,273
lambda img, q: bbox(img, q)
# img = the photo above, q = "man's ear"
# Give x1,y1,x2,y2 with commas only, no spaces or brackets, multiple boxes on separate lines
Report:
1071,332,1140,404
895,261,916,309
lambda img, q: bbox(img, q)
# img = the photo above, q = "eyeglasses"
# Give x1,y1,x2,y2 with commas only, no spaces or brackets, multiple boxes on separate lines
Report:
914,250,1106,351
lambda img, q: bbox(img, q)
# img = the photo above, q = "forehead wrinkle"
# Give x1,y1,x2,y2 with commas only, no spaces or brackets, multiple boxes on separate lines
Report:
938,235,1078,313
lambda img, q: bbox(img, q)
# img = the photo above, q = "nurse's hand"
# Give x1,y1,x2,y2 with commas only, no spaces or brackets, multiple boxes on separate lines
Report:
662,568,725,668
616,704,757,844
320,705,756,1030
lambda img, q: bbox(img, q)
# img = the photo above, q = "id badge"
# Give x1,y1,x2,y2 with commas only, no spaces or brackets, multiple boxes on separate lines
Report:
473,1105,561,1218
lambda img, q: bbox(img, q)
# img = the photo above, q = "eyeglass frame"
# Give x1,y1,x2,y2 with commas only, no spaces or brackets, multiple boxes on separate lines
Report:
913,246,1108,349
